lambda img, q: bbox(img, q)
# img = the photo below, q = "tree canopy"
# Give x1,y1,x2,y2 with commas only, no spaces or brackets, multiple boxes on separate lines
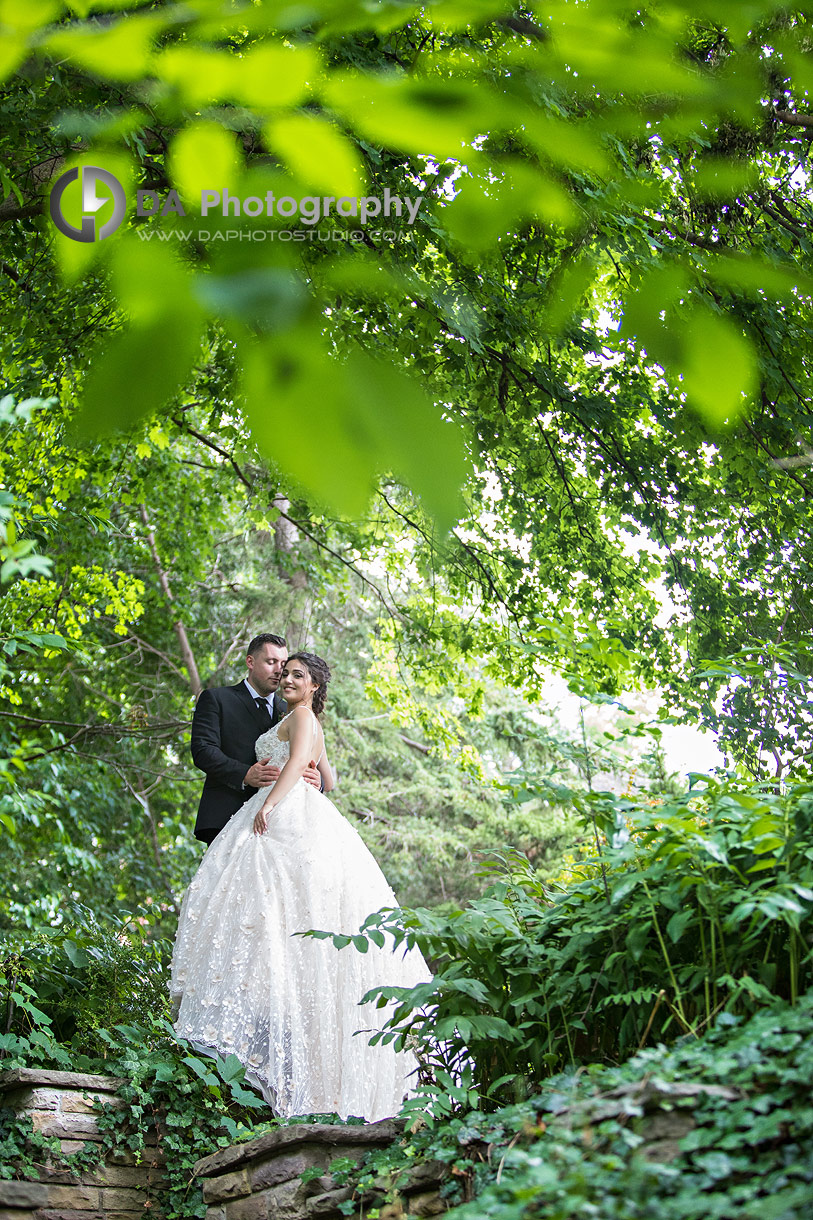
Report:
3,11,813,1218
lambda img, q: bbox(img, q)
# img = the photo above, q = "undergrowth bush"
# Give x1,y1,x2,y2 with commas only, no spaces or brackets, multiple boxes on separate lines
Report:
0,904,170,1059
0,909,276,1217
314,776,813,1113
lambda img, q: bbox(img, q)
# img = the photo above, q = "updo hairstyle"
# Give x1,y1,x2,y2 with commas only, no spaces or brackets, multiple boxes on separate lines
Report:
287,652,331,717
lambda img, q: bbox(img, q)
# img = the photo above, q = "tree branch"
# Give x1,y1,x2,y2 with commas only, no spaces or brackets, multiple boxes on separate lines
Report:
758,199,807,243
496,15,549,42
139,504,202,695
172,415,253,488
211,616,251,677
0,708,188,761
119,627,190,685
774,110,813,130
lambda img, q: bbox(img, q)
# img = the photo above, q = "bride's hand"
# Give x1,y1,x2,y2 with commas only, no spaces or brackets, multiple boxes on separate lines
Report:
302,760,321,788
253,805,273,836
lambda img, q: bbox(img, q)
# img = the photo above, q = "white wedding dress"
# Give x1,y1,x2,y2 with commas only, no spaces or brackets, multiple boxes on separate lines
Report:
171,711,430,1121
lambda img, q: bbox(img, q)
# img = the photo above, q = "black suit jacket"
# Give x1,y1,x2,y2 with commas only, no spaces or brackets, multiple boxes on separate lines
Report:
191,683,285,841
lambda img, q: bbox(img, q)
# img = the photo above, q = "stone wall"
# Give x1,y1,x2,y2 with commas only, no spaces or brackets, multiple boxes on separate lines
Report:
192,1078,739,1220
2,1067,732,1220
194,1119,447,1220
0,1067,165,1220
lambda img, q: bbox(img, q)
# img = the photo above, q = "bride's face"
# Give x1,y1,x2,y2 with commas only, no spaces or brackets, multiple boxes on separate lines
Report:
279,660,317,707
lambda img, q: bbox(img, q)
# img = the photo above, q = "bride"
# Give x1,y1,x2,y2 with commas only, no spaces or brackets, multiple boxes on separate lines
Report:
171,652,430,1121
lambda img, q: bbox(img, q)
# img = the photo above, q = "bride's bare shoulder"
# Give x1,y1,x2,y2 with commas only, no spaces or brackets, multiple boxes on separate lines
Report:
278,705,317,738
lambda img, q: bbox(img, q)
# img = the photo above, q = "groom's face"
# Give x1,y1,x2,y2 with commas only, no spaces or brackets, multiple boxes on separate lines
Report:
246,643,288,697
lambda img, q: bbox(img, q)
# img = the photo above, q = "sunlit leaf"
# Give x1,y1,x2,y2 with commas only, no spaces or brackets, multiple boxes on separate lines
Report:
703,253,813,300
112,236,196,325
44,13,165,81
158,46,239,107
2,0,58,33
168,123,242,205
681,308,756,428
264,113,366,196
0,36,26,81
77,311,204,436
232,42,320,109
323,72,488,158
543,253,600,331
242,332,469,526
444,160,576,248
692,156,758,200
521,114,610,176
621,265,692,368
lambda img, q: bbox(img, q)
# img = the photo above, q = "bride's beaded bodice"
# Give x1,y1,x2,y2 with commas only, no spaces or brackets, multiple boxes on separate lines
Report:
255,711,319,768
255,723,290,768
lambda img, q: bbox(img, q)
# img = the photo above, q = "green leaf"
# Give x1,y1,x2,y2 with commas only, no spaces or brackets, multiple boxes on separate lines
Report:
0,36,27,82
666,908,694,944
77,312,203,437
62,938,89,967
242,334,469,527
622,265,691,369
44,13,165,82
444,161,576,248
681,308,756,428
265,113,366,197
323,73,488,159
233,43,319,108
217,1053,246,1083
521,114,610,176
692,156,758,201
183,1055,217,1083
195,269,307,330
543,254,601,332
157,47,238,107
169,122,242,205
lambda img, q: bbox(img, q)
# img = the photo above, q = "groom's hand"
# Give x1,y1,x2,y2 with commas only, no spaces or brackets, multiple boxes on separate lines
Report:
244,759,281,788
303,760,320,788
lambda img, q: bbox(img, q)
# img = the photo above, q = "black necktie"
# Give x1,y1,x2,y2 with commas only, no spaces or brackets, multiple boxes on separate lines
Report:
255,697,273,722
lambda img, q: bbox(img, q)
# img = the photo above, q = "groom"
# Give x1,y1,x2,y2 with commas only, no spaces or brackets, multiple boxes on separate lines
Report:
191,632,322,844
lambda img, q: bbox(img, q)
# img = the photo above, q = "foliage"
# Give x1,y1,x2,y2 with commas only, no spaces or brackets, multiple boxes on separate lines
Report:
2,1,813,782
6,1,810,515
339,988,813,1220
310,777,813,1113
1,906,171,1057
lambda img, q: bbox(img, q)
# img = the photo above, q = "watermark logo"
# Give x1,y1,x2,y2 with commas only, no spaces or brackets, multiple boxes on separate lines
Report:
47,171,422,244
49,166,127,243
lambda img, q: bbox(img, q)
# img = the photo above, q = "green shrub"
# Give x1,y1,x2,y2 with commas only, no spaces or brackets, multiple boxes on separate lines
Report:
0,1015,270,1218
446,989,813,1220
0,906,171,1060
315,777,813,1112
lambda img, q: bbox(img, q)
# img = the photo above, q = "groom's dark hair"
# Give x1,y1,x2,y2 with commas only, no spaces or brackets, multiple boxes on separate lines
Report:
247,633,287,656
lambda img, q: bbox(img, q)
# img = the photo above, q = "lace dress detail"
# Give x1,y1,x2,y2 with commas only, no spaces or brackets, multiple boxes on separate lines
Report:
171,712,430,1120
